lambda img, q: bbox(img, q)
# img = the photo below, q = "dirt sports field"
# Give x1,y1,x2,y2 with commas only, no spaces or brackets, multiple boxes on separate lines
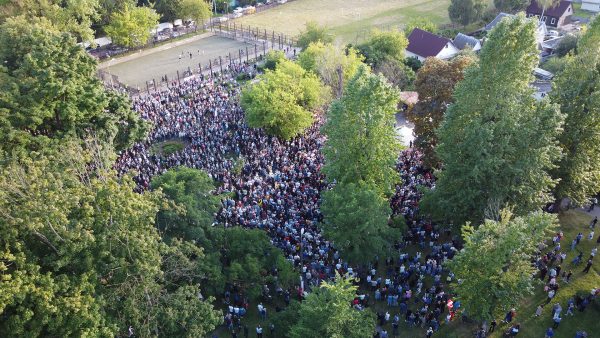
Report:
235,0,453,43
100,35,251,89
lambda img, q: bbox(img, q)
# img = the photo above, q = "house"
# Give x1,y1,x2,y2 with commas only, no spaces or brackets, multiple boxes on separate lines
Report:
582,0,600,13
453,33,481,52
485,13,547,48
485,12,513,31
525,0,573,28
405,28,460,62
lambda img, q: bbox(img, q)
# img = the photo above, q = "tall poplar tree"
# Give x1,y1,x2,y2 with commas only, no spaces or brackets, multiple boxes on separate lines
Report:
422,15,564,226
551,17,600,207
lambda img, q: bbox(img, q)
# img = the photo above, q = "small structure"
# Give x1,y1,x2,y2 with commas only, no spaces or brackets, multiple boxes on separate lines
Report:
582,0,600,13
453,33,481,52
399,91,419,107
405,28,460,62
485,13,547,48
526,0,573,28
94,37,113,48
534,67,554,80
155,22,174,34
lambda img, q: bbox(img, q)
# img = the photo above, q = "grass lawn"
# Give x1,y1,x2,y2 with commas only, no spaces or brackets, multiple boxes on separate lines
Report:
235,0,451,44
572,2,596,19
235,0,493,44
149,139,187,156
440,210,600,338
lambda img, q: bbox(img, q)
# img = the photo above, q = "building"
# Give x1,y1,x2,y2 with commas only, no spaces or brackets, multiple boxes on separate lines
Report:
405,28,460,62
485,13,547,48
453,33,481,52
525,0,573,28
485,12,513,31
582,0,600,13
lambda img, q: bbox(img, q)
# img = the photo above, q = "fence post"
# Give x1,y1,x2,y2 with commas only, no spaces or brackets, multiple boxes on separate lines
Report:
254,44,257,60
246,46,249,62
177,70,180,84
219,56,223,74
209,59,213,78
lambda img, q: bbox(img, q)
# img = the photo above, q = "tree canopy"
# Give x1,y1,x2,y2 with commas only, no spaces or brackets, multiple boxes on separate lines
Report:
298,42,364,98
178,0,211,24
289,275,375,338
105,4,160,48
447,210,558,322
357,29,408,67
403,17,438,36
448,0,485,26
0,17,148,154
241,58,326,140
297,21,333,50
422,15,564,226
322,65,400,196
151,167,222,242
406,55,477,168
494,0,531,12
551,17,600,206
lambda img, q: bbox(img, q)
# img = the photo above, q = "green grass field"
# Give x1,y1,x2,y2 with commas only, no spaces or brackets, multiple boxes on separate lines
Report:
235,0,454,44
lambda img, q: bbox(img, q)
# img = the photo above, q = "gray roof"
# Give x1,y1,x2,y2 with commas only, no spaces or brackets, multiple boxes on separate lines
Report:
485,12,514,31
453,33,480,50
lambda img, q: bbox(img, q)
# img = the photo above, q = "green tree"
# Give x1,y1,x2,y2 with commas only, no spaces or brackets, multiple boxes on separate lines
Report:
321,181,399,265
297,21,333,50
154,0,182,22
448,0,486,26
151,167,222,242
357,29,408,67
218,228,298,300
403,17,438,36
406,55,476,168
373,58,415,90
241,58,326,140
0,0,99,42
97,0,136,29
178,0,211,25
551,17,600,207
263,49,286,70
289,274,375,338
554,33,579,57
0,17,148,153
105,4,160,48
298,42,364,97
421,15,564,226
0,143,221,337
446,210,558,322
322,65,400,196
494,0,530,12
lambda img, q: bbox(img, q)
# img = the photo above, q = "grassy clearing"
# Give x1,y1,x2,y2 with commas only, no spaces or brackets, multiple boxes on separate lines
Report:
235,0,493,44
149,139,187,156
572,3,596,19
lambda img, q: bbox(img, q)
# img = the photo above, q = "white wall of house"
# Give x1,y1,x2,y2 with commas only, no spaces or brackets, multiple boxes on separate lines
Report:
405,51,425,62
582,0,600,12
436,43,460,60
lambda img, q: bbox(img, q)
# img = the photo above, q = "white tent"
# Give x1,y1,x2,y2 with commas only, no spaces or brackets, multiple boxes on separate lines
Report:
174,19,183,27
155,22,174,33
94,37,112,48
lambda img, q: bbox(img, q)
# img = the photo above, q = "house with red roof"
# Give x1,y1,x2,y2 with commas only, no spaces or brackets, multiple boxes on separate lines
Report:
525,0,573,29
405,28,460,62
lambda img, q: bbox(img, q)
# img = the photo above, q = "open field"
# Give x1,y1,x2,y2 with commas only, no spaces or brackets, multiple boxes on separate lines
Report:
235,0,453,44
100,35,251,88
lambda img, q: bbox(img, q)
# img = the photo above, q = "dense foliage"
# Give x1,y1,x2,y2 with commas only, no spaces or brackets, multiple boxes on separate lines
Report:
105,4,160,48
551,17,600,206
297,21,333,50
422,15,564,226
447,211,558,322
241,58,326,140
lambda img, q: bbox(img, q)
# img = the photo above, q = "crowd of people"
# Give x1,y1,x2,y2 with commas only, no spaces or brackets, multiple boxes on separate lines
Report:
115,64,597,337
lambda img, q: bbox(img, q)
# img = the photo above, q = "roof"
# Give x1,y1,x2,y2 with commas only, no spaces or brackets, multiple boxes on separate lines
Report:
486,12,514,31
406,28,452,58
453,33,480,50
399,91,419,106
155,22,174,32
526,0,572,17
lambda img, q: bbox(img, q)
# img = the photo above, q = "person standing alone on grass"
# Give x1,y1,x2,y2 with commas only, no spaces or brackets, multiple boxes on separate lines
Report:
582,259,593,273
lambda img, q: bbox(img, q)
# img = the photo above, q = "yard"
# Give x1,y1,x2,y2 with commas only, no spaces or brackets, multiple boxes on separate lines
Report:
235,0,454,44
